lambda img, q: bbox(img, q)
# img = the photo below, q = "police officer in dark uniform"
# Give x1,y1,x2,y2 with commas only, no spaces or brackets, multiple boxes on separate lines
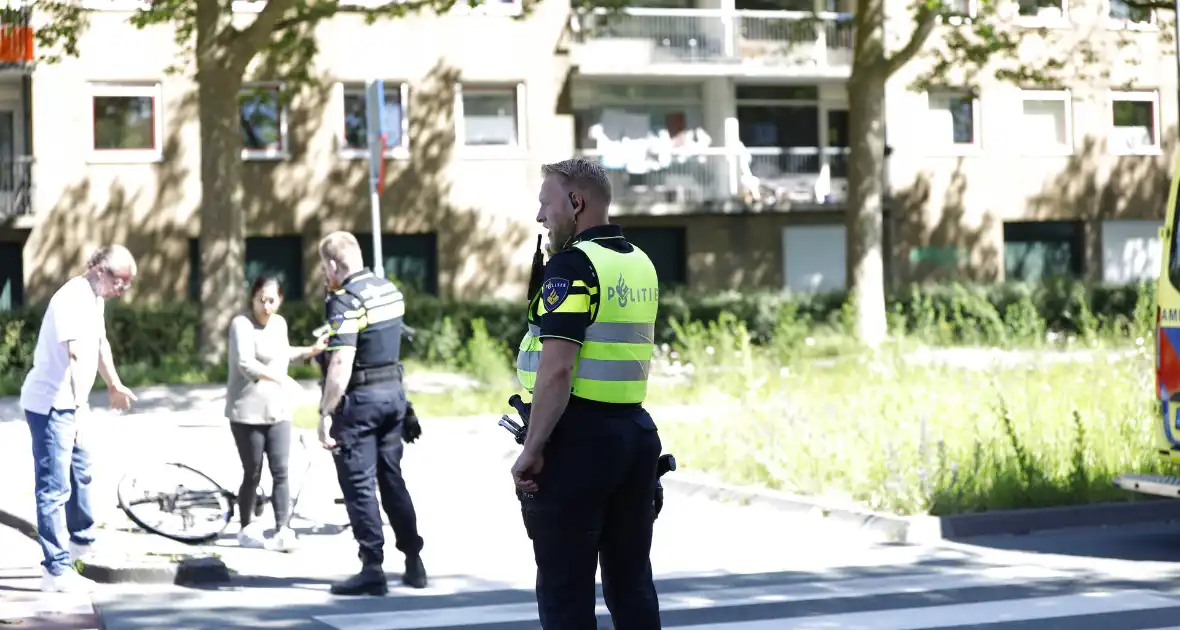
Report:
510,158,663,629
315,231,427,596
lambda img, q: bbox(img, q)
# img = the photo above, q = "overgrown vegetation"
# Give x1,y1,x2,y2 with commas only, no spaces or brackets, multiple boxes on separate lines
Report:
1,279,1167,516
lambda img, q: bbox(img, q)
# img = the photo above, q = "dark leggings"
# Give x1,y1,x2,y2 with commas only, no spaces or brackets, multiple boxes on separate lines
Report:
229,420,292,530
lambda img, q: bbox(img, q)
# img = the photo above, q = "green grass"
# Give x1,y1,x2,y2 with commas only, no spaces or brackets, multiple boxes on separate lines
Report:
645,345,1162,516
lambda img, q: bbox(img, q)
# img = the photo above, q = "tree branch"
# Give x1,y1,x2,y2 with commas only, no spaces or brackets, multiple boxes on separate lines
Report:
232,0,298,64
883,5,938,77
272,0,461,32
273,2,341,32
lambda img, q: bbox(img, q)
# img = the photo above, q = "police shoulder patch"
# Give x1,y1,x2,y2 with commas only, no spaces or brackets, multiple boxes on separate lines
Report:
541,277,571,313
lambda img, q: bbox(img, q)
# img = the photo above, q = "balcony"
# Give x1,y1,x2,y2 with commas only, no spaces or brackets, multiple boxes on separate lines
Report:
0,5,33,71
569,8,854,77
577,146,849,214
0,156,33,221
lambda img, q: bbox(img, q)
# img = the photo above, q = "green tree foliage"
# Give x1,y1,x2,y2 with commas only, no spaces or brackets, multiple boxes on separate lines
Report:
29,0,494,362
844,0,1166,348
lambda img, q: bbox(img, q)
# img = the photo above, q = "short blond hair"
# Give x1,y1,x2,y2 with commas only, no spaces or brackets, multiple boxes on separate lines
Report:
319,231,363,267
541,157,612,208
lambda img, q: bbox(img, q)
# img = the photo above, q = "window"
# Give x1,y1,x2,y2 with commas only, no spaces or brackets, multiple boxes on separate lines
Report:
188,237,200,302
89,82,162,162
457,84,525,150
926,91,979,151
1102,219,1162,284
1019,90,1071,154
783,224,847,293
1003,220,1083,282
245,236,303,300
1110,91,1159,155
340,82,409,158
625,227,688,287
1109,0,1154,26
239,84,286,160
356,232,439,295
0,241,23,311
1017,0,1067,19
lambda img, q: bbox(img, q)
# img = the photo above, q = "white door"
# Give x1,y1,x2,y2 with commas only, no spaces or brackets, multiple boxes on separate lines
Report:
783,224,847,293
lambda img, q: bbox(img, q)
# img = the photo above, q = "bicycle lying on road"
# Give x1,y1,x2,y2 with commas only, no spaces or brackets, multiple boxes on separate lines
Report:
115,433,338,544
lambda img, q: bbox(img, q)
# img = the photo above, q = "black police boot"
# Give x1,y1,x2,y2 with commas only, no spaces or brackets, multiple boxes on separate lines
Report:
330,564,388,596
402,554,427,589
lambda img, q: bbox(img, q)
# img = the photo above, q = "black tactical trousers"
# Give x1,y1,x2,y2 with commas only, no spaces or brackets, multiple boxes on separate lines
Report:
519,404,663,630
330,382,424,567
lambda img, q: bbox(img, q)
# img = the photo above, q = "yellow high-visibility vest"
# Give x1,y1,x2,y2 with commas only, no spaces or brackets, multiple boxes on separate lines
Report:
515,238,659,404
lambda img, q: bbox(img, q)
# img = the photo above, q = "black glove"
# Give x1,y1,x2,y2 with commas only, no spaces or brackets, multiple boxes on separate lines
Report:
402,402,422,444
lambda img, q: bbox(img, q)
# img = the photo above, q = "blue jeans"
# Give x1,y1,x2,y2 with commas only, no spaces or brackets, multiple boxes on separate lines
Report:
25,408,96,576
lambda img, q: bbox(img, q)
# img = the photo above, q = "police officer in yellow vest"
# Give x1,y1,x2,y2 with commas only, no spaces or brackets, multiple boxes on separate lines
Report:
316,231,427,596
511,157,663,629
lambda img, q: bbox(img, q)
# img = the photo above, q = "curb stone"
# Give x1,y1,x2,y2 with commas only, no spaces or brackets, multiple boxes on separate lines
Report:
660,475,1180,543
79,555,231,585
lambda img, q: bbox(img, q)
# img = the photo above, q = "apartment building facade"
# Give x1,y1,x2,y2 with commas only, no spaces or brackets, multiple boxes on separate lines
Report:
0,0,1174,311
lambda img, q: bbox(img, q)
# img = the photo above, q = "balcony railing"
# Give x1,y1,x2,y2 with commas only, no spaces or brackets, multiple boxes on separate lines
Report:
0,156,33,219
571,8,853,73
577,146,849,212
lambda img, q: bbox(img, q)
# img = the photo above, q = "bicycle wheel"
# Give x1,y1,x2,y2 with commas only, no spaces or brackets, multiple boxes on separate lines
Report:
116,462,233,544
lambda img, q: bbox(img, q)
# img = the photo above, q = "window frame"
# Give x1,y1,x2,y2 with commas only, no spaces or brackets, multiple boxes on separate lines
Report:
455,82,528,159
1018,88,1073,156
1106,0,1156,29
238,81,289,162
1014,0,1070,27
87,81,164,164
1108,89,1161,156
924,89,982,155
338,81,411,161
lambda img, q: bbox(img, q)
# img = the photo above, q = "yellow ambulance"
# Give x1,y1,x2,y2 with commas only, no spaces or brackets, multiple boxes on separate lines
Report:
1114,150,1180,499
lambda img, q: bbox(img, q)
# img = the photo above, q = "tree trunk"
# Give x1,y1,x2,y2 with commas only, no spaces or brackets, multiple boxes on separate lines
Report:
195,3,247,364
846,73,888,348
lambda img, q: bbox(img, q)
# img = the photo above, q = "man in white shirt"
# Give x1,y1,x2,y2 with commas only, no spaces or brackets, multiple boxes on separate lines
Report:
20,245,139,593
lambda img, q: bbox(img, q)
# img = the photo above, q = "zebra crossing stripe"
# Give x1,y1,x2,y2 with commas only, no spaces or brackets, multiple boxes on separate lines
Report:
697,590,1180,630
311,564,1071,630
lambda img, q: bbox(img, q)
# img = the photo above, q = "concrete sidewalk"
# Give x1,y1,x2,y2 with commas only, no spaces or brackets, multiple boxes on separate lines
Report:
0,513,102,629
0,401,544,584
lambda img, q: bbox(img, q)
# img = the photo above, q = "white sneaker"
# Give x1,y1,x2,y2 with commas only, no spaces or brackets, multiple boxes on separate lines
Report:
237,522,267,549
41,567,95,593
69,540,96,564
267,527,300,553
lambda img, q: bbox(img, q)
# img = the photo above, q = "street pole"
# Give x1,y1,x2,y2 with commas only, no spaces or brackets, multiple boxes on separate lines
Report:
365,79,387,279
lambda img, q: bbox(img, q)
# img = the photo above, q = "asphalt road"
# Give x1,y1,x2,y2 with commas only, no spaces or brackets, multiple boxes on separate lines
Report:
7,376,1180,629
77,520,1180,629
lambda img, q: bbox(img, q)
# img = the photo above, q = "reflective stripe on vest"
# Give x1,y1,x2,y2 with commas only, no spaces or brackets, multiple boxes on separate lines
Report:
514,239,660,404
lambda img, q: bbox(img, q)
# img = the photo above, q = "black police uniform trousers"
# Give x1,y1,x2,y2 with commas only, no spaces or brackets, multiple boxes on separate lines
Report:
330,381,424,568
520,401,663,630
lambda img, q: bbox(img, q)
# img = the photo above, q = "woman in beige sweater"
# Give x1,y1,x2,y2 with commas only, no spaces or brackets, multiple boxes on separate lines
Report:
226,274,326,551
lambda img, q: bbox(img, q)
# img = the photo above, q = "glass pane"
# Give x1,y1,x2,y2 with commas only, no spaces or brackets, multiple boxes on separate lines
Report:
0,243,22,311
1005,241,1075,281
93,96,154,150
1021,99,1066,147
239,89,282,151
343,87,403,150
244,236,304,300
463,90,517,146
357,233,438,295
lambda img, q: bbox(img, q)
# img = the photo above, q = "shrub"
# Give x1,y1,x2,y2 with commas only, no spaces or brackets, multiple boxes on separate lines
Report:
0,278,1158,394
